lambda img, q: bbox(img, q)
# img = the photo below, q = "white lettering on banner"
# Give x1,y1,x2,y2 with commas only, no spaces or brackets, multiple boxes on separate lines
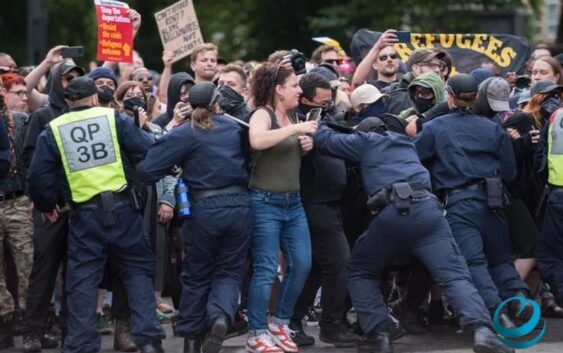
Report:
58,116,117,172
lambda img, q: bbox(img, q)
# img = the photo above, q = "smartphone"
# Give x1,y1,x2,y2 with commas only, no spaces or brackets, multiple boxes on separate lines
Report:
62,46,84,58
306,107,323,122
395,31,411,43
133,106,140,127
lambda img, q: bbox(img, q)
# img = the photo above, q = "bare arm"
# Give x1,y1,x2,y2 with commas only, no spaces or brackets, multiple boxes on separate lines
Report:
248,109,317,150
352,29,398,86
25,45,67,111
158,50,174,104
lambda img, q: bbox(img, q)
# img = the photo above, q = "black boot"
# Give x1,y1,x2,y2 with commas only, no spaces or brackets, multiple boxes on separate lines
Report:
319,320,359,347
184,337,202,353
473,326,515,353
288,320,315,346
201,313,228,353
224,310,248,339
22,332,42,353
507,291,533,324
0,315,14,348
357,331,392,353
427,300,444,327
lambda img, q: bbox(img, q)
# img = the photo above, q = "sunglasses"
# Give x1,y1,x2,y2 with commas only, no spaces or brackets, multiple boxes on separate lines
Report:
420,62,446,70
378,54,398,61
137,76,153,82
323,59,342,65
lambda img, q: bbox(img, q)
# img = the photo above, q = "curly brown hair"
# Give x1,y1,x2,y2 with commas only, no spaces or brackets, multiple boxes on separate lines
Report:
250,63,294,110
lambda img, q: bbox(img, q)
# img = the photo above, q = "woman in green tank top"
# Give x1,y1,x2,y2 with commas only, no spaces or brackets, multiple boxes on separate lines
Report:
245,62,318,353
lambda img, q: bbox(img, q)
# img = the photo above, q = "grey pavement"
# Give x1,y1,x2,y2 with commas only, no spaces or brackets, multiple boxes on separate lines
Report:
6,318,563,353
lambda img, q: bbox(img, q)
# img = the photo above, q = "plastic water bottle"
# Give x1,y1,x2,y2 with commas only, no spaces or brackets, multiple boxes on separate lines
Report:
176,179,193,218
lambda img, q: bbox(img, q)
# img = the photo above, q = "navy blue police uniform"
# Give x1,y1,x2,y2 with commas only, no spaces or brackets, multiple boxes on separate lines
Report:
415,108,529,311
313,123,495,343
137,108,252,349
27,93,165,352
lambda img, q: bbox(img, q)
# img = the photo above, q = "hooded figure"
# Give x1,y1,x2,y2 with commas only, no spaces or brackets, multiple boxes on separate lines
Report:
22,61,85,166
399,72,444,119
152,72,195,128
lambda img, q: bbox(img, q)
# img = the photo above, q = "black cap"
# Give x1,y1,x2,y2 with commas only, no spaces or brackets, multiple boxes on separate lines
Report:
446,74,478,99
356,117,387,134
64,76,99,100
60,61,86,76
530,80,563,97
188,82,220,108
310,66,339,88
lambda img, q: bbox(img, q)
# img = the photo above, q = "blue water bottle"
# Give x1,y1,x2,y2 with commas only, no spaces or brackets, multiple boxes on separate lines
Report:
176,179,193,218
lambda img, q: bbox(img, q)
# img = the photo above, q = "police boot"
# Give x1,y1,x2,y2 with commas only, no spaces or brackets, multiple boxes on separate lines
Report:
183,337,202,353
507,291,534,324
0,314,15,348
319,320,359,347
138,341,164,353
473,326,515,353
201,313,228,353
113,319,137,352
357,330,392,353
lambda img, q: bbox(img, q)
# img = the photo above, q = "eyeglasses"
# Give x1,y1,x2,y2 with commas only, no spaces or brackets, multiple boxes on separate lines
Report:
323,59,342,65
8,90,27,97
413,87,434,99
378,54,398,61
136,76,153,82
420,62,446,70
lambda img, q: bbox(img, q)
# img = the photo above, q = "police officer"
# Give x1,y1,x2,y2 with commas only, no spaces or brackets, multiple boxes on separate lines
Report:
26,77,165,353
313,118,513,353
137,82,252,353
535,106,563,307
414,74,531,320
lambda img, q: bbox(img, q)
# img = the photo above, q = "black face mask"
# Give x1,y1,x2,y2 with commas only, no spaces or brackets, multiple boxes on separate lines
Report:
123,97,146,112
414,97,435,114
541,95,562,115
97,86,115,105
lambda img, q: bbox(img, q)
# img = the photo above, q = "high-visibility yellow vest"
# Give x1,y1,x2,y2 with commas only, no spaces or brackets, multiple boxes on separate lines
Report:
50,107,127,202
547,108,563,186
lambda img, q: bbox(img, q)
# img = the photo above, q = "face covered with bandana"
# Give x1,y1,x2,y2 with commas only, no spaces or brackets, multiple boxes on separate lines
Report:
540,90,562,121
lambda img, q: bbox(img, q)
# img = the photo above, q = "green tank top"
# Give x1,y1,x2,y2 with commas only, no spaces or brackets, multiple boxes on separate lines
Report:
249,107,301,193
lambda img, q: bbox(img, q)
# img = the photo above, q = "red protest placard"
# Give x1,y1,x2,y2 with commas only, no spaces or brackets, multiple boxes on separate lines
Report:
94,0,133,63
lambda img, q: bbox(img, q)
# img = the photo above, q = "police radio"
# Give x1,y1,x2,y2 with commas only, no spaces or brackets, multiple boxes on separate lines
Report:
176,179,193,218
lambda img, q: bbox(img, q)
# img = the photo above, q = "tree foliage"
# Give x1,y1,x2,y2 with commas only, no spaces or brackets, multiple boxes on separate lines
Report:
0,0,542,71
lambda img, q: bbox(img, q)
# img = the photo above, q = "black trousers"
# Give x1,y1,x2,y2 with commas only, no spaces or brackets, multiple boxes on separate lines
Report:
292,202,350,323
23,210,69,334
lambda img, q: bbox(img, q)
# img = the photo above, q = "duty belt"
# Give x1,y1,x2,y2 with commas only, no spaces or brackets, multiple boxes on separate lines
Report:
367,182,431,216
446,181,485,197
192,185,247,201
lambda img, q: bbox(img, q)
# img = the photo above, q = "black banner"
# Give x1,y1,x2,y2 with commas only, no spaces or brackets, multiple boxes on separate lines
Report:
350,29,533,75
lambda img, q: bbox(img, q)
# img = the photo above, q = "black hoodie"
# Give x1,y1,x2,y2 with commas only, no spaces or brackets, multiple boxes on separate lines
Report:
22,62,72,167
153,72,194,128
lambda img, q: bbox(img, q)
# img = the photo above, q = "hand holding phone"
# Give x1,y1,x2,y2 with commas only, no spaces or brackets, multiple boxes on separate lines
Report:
395,31,411,43
306,107,323,122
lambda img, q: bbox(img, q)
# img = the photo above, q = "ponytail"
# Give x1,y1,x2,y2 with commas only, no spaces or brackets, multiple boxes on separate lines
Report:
191,106,214,131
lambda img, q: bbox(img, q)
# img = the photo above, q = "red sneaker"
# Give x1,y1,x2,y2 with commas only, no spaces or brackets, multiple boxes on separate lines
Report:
246,333,284,353
268,322,298,352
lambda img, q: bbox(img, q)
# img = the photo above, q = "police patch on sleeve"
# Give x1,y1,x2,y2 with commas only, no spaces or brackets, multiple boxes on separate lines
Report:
57,115,117,172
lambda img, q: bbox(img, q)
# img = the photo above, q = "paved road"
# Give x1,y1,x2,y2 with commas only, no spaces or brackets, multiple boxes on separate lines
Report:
6,318,563,353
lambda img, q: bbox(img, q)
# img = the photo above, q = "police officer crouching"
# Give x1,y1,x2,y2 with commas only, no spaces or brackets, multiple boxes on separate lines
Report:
137,82,252,353
313,118,514,353
27,77,166,353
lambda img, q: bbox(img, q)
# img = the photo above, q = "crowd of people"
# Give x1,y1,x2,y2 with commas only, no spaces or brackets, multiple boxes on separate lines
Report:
1,7,563,353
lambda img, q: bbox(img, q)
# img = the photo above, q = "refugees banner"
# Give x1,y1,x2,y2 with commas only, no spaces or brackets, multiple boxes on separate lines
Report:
94,0,133,63
154,0,204,63
350,29,533,75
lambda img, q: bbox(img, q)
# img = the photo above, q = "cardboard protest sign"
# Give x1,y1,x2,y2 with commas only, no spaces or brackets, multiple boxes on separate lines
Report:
350,29,532,75
154,0,204,63
94,0,133,63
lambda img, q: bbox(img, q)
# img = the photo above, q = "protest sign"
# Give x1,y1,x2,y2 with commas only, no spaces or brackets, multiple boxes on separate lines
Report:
94,0,133,63
350,29,532,75
154,0,204,63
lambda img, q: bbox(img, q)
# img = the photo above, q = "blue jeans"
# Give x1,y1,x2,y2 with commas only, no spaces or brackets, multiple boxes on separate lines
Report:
247,189,312,333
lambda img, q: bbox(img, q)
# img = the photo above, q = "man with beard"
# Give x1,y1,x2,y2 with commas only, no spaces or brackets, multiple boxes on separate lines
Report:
352,30,400,91
217,64,250,121
190,43,218,83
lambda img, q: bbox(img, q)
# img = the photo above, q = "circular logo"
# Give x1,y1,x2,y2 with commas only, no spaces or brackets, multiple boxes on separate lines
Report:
492,296,547,349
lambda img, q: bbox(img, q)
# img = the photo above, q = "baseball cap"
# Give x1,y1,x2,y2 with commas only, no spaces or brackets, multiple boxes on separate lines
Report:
484,77,510,112
64,76,99,100
310,65,339,88
356,116,387,134
88,67,118,87
188,82,220,108
446,74,478,100
516,90,531,106
530,80,563,97
350,84,388,110
60,61,86,76
406,49,446,71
